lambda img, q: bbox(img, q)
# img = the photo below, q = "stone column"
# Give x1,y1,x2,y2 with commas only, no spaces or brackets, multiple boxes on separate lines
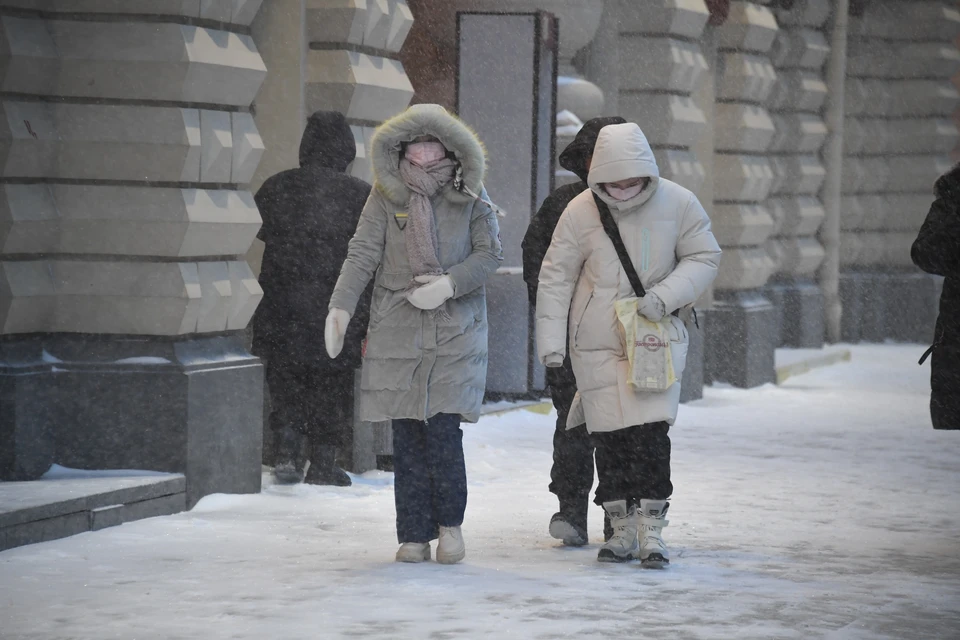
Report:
305,0,416,184
0,2,267,508
763,0,829,348
840,0,959,343
706,1,779,388
613,0,713,399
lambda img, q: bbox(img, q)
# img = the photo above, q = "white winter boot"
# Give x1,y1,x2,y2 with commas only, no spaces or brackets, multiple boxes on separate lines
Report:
395,542,431,563
637,499,670,569
597,500,639,563
436,526,466,564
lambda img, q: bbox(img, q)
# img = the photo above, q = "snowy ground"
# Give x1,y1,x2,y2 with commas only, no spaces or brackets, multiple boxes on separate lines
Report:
2,345,959,639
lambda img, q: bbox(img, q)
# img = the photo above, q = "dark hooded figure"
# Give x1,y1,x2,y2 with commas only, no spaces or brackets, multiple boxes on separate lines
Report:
521,116,626,545
252,111,373,485
912,164,960,431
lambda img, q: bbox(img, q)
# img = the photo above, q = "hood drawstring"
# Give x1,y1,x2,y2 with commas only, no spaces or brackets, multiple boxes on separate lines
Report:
454,164,506,218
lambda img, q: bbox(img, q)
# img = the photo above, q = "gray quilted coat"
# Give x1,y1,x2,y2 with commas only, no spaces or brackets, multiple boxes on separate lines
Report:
329,104,502,423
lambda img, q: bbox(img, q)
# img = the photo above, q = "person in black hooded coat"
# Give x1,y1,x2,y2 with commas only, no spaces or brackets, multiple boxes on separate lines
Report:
253,111,373,485
522,116,626,545
912,163,960,431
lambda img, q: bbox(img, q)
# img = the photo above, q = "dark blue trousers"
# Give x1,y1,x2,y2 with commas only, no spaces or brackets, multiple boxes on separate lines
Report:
392,413,467,543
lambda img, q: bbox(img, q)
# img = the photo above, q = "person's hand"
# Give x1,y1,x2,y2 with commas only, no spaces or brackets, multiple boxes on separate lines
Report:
407,275,454,310
544,353,564,368
637,293,666,322
325,308,351,358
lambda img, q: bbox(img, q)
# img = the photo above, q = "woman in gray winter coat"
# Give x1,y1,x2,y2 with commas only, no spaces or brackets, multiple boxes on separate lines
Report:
326,104,502,564
537,123,721,567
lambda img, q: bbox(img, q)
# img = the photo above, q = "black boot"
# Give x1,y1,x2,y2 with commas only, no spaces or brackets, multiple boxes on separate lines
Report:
273,426,305,484
304,443,352,487
549,498,588,546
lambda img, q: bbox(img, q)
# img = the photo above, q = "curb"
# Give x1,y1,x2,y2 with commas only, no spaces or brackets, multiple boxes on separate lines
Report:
775,349,852,385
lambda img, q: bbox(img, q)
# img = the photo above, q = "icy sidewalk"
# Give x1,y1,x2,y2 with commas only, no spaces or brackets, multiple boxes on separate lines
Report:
2,346,958,639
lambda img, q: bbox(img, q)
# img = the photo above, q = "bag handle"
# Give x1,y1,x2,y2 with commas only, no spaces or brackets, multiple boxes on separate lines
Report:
593,192,646,298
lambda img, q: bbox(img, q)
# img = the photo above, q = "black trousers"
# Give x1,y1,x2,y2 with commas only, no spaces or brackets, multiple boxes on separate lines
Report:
265,361,354,447
548,380,595,507
593,422,672,507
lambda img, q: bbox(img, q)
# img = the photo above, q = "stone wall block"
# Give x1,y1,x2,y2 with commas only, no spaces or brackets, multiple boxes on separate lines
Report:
714,246,776,290
620,37,707,93
768,113,827,153
0,20,265,106
230,112,264,185
181,27,267,106
882,194,940,232
347,125,376,183
839,232,866,266
841,158,890,194
842,118,889,156
306,0,368,45
774,0,830,28
615,0,710,40
363,0,392,50
885,156,954,193
0,261,57,334
0,1,260,24
385,0,414,53
770,27,829,69
226,260,262,330
714,154,775,202
775,236,825,275
0,259,264,335
770,155,825,196
885,118,959,156
715,103,776,153
717,2,779,53
305,50,414,124
200,109,233,184
768,196,824,236
844,78,892,117
712,203,775,247
180,189,262,257
766,69,827,112
849,2,960,42
621,94,706,148
0,102,214,183
197,261,231,333
653,149,706,194
717,52,778,102
848,41,960,80
841,196,867,231
882,80,960,118
855,195,888,232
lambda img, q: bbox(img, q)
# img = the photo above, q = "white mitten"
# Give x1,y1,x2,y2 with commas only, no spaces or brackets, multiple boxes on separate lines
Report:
324,308,351,359
407,275,455,310
637,293,666,322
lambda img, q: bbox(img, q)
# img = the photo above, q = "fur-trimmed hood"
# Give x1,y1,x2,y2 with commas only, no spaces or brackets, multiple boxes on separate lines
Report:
371,104,486,206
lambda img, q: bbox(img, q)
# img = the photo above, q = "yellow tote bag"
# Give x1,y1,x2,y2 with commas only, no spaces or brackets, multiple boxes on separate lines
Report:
614,297,677,391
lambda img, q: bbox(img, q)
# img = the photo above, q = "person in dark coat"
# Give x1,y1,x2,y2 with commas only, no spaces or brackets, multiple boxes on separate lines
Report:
521,116,625,545
253,111,373,485
911,163,960,431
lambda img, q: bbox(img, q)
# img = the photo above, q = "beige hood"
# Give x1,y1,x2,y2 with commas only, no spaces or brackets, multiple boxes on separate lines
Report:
587,123,661,210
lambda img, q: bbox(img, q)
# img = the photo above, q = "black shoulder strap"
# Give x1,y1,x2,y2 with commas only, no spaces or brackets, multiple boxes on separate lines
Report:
593,192,646,298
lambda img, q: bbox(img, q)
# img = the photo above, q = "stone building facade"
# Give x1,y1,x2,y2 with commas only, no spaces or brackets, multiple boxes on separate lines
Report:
1,0,956,494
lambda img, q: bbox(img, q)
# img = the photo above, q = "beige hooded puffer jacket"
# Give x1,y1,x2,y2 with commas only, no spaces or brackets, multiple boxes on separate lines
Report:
536,123,721,432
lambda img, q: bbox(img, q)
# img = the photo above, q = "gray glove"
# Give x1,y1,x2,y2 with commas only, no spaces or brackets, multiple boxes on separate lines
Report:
637,293,666,322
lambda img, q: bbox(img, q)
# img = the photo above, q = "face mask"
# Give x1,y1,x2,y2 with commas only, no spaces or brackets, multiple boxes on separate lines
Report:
605,181,644,201
405,141,447,168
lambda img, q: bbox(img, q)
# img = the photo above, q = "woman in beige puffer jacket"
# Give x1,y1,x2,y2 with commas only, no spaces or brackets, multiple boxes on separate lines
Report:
536,123,721,567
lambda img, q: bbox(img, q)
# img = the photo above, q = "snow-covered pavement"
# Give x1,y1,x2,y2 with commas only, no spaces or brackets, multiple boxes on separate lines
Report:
2,345,958,639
